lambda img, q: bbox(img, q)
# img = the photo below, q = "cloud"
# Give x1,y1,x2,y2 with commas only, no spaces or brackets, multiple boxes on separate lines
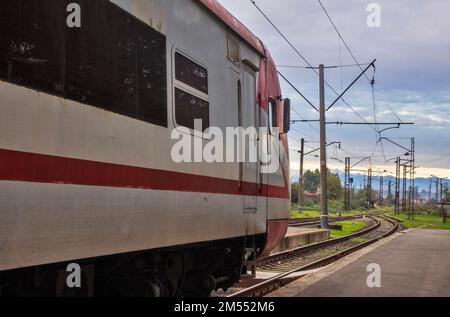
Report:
218,0,450,174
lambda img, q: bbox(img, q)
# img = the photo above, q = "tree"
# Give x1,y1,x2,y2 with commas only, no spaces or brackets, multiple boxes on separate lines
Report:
295,169,343,202
291,182,299,204
303,169,320,192
328,172,343,200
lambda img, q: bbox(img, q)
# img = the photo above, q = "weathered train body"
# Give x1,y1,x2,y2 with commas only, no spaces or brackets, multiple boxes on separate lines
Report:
0,0,290,296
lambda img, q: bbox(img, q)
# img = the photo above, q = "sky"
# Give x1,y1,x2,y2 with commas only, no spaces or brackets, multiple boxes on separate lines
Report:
217,0,450,179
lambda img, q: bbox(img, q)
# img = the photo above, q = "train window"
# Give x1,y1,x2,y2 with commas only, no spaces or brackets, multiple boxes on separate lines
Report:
175,88,210,131
227,35,240,64
175,53,208,95
269,98,278,130
174,52,209,131
0,0,168,128
0,1,66,96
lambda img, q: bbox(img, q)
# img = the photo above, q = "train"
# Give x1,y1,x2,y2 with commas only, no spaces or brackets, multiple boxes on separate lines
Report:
0,0,291,296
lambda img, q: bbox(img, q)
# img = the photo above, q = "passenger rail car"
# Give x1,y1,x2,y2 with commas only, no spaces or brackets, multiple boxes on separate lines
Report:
0,0,290,296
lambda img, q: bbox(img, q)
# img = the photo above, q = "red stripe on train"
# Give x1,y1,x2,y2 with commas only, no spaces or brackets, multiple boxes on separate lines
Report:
0,149,289,199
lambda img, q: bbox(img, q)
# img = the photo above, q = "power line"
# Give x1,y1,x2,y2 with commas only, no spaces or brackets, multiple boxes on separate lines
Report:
316,0,372,86
316,0,409,163
250,0,403,171
290,129,319,145
277,63,372,69
290,108,321,134
290,120,414,126
249,0,315,70
316,0,403,124
375,90,403,123
288,131,317,148
249,0,378,133
277,71,318,112
371,68,380,137
326,60,376,111
338,36,343,92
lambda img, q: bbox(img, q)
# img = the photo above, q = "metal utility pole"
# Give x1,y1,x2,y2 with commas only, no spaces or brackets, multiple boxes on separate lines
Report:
440,178,444,220
407,175,412,219
299,61,376,229
402,165,407,214
319,64,328,229
379,176,384,206
383,137,415,214
344,157,351,211
428,178,432,203
395,158,401,215
409,138,415,220
435,177,439,202
298,138,305,211
442,179,447,224
388,180,392,200
432,177,440,207
367,168,373,208
300,61,376,229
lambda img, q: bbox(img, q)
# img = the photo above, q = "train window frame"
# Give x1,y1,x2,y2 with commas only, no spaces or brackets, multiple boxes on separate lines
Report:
172,49,210,132
268,98,278,133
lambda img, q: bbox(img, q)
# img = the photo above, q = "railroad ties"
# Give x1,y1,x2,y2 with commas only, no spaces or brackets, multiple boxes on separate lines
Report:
220,215,399,297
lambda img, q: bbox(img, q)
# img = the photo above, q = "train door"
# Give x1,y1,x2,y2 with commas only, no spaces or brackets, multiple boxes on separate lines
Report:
241,66,259,213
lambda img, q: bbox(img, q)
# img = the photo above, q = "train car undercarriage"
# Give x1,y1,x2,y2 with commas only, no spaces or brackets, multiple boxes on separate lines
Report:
0,234,266,297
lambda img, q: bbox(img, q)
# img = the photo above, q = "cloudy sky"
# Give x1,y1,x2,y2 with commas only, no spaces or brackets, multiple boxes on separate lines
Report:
218,0,450,179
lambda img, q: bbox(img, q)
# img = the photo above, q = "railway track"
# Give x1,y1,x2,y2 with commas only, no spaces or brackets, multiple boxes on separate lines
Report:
228,215,398,297
288,213,378,227
259,216,379,268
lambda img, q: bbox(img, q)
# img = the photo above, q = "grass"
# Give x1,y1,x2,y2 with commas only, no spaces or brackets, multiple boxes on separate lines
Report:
330,220,368,238
375,206,395,213
386,212,450,230
290,201,361,219
290,209,321,218
290,202,393,219
350,237,370,244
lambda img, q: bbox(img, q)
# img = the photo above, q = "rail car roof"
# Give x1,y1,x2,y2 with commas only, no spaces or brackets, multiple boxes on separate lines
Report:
199,0,266,57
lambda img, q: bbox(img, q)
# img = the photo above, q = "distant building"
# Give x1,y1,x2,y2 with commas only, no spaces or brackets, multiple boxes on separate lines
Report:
304,191,319,200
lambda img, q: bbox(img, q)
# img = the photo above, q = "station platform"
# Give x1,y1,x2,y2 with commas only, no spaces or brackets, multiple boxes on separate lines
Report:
270,229,450,297
273,227,329,253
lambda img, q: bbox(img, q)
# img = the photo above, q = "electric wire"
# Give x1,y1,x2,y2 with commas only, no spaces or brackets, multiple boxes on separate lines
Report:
249,0,378,133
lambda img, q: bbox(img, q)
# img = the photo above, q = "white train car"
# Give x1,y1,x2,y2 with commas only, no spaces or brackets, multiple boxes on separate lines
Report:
0,0,291,296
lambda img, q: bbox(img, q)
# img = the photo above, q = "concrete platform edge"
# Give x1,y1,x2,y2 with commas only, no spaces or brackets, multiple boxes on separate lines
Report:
267,230,406,297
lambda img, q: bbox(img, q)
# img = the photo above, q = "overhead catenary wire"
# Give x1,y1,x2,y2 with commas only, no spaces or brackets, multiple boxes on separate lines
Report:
290,106,321,134
277,71,318,112
376,91,403,123
288,134,318,150
290,129,320,145
250,0,405,172
277,63,373,69
290,120,414,126
249,0,378,133
338,36,343,92
316,0,403,125
289,128,317,143
316,0,410,164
